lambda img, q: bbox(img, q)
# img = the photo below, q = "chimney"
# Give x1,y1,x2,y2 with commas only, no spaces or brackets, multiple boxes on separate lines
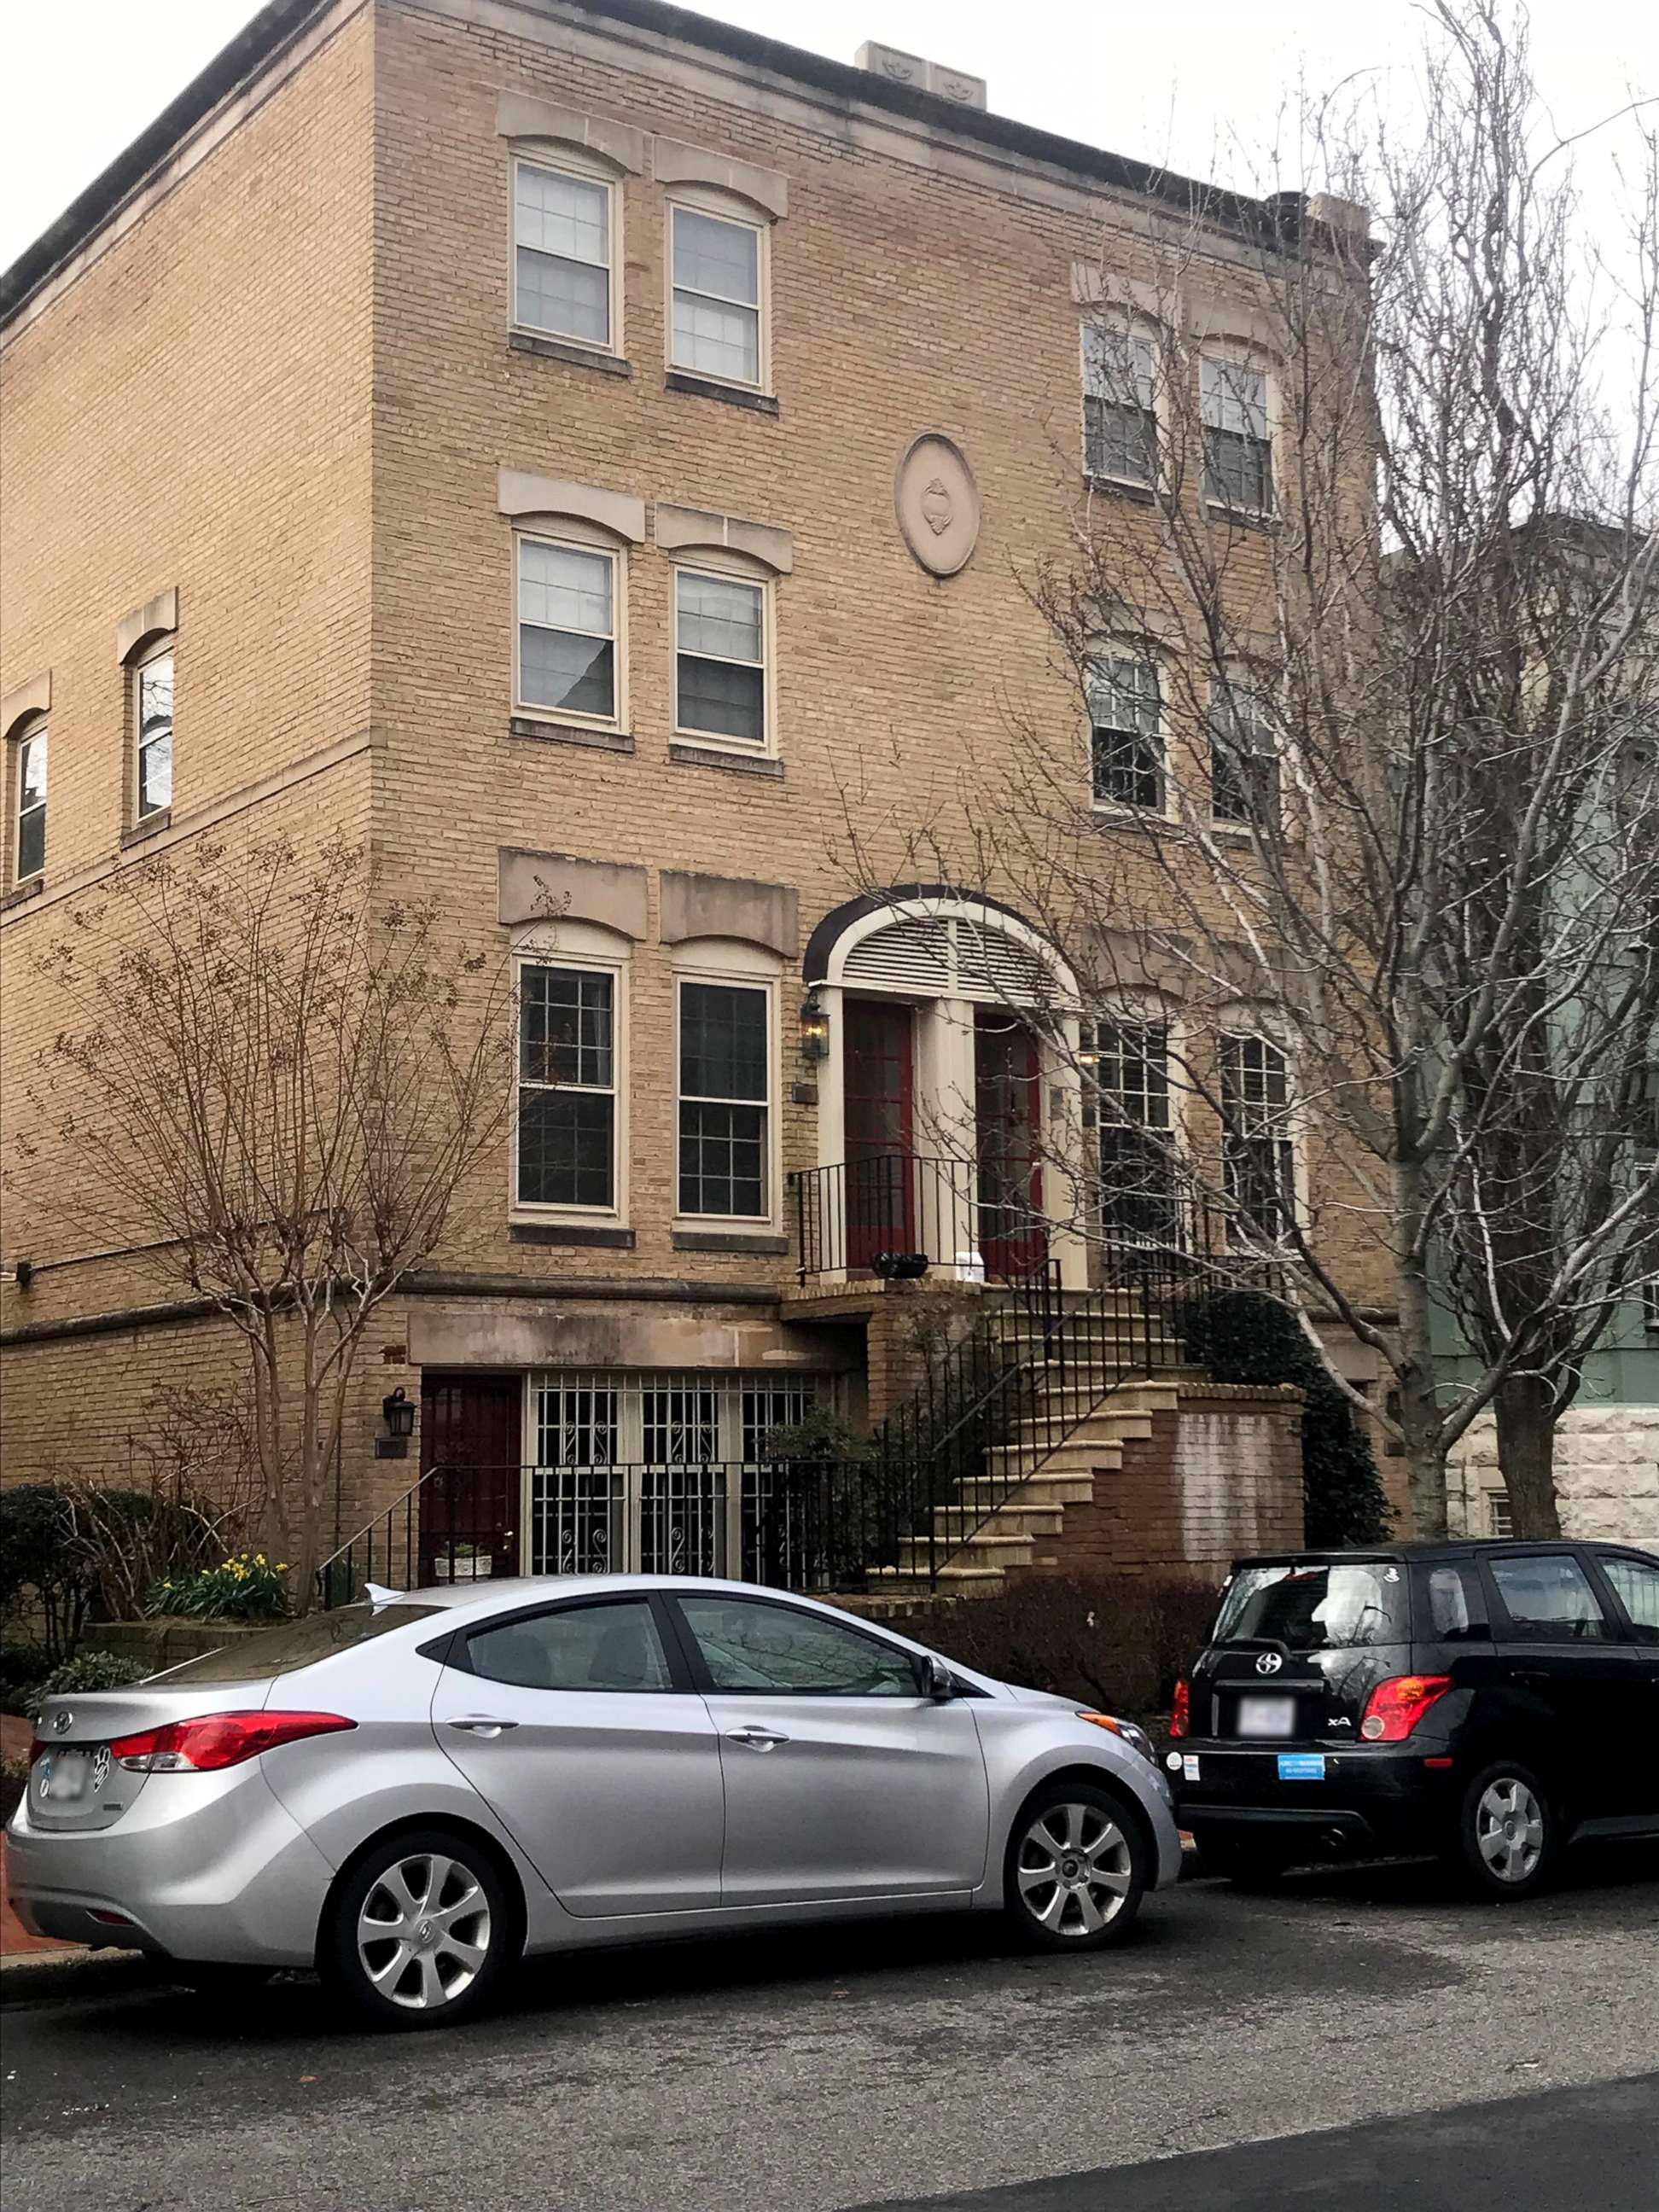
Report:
854,40,987,111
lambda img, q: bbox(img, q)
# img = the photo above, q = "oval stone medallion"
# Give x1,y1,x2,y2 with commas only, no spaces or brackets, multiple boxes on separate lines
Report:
895,433,980,578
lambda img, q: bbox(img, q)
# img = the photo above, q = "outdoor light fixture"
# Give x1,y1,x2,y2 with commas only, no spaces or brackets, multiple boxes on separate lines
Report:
376,1386,415,1459
799,987,830,1062
870,1250,930,1281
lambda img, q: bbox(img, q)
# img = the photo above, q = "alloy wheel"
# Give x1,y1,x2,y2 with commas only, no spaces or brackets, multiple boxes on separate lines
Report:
355,1851,493,2011
1474,1777,1545,1885
1014,1800,1133,1937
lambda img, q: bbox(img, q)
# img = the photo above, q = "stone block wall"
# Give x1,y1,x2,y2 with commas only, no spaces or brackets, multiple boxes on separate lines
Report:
1448,1406,1659,1547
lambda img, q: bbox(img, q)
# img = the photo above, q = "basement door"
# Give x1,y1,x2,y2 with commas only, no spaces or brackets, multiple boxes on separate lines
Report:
418,1373,522,1584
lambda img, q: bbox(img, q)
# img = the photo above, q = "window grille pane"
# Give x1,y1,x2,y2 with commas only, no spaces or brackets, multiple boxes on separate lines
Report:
17,731,45,876
1201,357,1267,439
520,967,613,1087
1221,1035,1293,1237
519,542,612,637
520,630,614,718
137,729,172,815
677,572,763,661
1210,688,1278,824
536,1384,620,1465
672,290,760,382
517,1087,615,1208
678,1101,766,1216
515,166,608,267
740,1382,813,1460
515,247,609,344
672,207,759,305
678,656,765,742
1203,427,1272,511
17,801,44,878
680,982,767,1101
643,1386,720,1466
138,655,173,744
1084,397,1155,485
1083,327,1155,410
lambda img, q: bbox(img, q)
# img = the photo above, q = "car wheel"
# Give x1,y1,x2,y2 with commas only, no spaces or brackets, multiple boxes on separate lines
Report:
321,1827,513,2029
1004,1780,1148,1951
1457,1761,1556,1901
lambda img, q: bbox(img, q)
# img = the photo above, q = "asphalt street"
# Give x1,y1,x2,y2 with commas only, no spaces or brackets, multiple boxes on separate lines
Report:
2,1846,1656,2212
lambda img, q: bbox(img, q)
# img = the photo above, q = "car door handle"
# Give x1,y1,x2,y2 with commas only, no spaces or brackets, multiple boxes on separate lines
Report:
445,1716,519,1736
725,1726,790,1750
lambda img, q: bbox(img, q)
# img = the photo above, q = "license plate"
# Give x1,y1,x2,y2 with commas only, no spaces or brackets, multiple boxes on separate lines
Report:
40,1750,91,1802
1237,1695,1296,1738
1278,1753,1326,1782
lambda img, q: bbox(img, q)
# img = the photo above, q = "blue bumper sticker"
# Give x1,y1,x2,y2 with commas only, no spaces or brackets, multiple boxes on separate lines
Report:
1277,1753,1327,1782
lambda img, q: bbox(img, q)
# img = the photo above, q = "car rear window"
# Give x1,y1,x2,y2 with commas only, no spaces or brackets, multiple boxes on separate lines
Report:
1211,1561,1407,1650
153,1604,443,1685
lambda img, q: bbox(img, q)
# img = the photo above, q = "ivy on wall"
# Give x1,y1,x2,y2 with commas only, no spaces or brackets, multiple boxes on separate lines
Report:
1179,1291,1394,1547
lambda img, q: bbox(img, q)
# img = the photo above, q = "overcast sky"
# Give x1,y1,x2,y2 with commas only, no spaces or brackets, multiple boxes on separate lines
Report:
2,0,1651,270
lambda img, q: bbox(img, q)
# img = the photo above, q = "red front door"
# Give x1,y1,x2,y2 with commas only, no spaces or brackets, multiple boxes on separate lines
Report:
975,1010,1046,1279
843,998,915,1268
419,1373,522,1584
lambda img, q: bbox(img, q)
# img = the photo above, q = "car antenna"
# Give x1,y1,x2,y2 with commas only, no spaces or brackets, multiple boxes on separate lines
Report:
363,1582,399,1607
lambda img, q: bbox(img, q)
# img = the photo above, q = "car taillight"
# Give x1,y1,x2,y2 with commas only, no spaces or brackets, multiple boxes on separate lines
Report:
109,1711,355,1773
1359,1674,1452,1743
1170,1678,1190,1739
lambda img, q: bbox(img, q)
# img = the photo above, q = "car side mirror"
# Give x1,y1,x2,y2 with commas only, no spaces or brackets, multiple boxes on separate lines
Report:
919,1656,957,1703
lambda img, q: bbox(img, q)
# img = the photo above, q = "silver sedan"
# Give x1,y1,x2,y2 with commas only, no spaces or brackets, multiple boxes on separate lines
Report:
7,1575,1183,2029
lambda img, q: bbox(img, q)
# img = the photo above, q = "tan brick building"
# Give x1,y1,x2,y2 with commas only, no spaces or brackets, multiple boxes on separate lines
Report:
1,0,1391,1598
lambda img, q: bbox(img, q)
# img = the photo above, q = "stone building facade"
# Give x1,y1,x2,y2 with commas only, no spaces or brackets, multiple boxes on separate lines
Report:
0,0,1388,1590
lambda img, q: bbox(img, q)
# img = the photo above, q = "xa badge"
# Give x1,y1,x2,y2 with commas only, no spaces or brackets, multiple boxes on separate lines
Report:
1255,1652,1284,1676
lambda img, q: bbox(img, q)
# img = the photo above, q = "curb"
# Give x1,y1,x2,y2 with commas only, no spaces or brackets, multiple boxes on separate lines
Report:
0,1946,153,2005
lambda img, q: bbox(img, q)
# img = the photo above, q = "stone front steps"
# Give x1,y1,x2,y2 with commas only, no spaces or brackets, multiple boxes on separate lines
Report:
868,1373,1184,1602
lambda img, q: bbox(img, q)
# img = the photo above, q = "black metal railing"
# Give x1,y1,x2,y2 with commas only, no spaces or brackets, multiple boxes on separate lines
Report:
789,1154,982,1282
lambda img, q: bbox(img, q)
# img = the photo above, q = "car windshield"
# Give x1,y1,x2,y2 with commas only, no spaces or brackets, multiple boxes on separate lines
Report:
151,1604,443,1685
1211,1562,1407,1650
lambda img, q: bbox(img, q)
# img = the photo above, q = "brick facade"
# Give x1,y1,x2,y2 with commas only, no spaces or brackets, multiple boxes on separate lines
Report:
1,0,1382,1584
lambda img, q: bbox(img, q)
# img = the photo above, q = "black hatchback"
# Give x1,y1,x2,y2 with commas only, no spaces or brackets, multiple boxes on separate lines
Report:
1169,1540,1659,1898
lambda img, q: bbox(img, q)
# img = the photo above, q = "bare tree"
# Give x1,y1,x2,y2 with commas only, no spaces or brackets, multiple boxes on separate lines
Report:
18,837,517,1596
844,3,1659,1535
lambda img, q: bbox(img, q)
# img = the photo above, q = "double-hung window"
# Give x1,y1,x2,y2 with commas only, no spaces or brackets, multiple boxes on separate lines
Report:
1202,356,1272,513
516,536,618,724
513,158,615,348
135,649,173,818
1220,1033,1295,1240
1083,1019,1179,1248
1210,681,1279,828
517,963,617,1211
15,725,46,881
670,203,763,387
675,568,767,747
1090,655,1162,811
678,981,770,1218
1082,326,1157,487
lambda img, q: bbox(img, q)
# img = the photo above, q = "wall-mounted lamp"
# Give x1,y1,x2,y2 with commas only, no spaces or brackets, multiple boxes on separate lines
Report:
376,1385,416,1459
800,987,830,1062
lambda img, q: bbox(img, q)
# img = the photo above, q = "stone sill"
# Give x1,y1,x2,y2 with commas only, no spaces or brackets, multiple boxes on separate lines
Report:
669,743,783,778
1204,502,1278,534
1,876,43,911
509,718,634,754
510,1221,635,1249
509,331,632,377
120,811,171,847
666,370,780,416
1083,473,1157,507
672,1230,791,1255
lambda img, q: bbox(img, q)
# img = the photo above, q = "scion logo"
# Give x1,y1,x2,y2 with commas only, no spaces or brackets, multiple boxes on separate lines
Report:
1255,1652,1284,1677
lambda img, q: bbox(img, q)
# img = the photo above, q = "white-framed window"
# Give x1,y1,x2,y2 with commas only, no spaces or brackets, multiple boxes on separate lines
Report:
1209,679,1279,829
1082,324,1157,487
515,532,622,726
1201,354,1273,514
1487,1491,1515,1539
14,723,46,881
513,154,618,350
1081,1016,1180,1247
1089,653,1162,812
676,972,773,1220
669,198,766,387
674,565,770,749
1220,1032,1295,1239
517,965,617,1210
134,647,173,819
